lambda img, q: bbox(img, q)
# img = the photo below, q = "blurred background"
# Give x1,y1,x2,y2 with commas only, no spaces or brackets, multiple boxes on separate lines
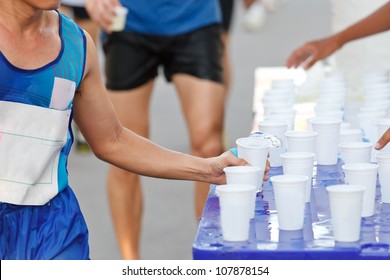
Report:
67,0,390,259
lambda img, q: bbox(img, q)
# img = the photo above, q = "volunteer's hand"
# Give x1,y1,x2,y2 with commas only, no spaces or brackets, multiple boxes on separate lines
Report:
286,36,342,70
86,0,121,33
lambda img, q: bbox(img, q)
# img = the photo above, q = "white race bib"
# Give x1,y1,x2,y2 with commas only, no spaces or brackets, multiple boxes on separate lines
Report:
0,101,70,205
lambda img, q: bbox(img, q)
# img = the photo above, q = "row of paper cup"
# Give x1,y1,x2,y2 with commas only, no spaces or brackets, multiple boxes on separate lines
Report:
218,134,390,243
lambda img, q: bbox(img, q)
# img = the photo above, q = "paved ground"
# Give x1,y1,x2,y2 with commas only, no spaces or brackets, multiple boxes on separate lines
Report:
68,0,332,260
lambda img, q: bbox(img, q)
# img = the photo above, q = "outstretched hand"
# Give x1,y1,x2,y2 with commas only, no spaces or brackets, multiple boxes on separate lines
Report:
285,36,341,70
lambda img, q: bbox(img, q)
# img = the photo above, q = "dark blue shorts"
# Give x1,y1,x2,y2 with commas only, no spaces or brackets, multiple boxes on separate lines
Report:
0,187,89,260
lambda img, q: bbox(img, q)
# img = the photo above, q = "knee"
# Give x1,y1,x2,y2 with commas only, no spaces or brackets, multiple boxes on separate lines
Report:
192,136,223,157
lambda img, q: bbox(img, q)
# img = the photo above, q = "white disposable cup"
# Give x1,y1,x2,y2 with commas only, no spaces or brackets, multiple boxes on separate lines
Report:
271,79,295,89
216,184,256,241
270,175,308,230
315,104,343,113
223,166,261,218
340,122,351,130
264,114,295,130
375,154,390,203
339,129,362,144
375,119,390,154
236,137,269,177
327,184,366,242
342,163,378,217
360,104,389,113
310,118,342,165
285,130,317,153
280,152,315,203
110,6,128,31
338,142,373,164
224,166,263,192
258,120,289,167
315,110,344,120
357,111,387,142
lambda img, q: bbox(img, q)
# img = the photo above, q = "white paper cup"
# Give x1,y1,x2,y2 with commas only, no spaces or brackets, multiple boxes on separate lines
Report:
375,154,390,203
224,166,263,191
216,184,256,241
327,184,366,242
342,163,378,217
357,111,387,142
310,118,342,165
258,120,289,167
375,119,390,155
338,142,373,164
284,130,317,153
110,6,128,31
270,175,308,230
280,152,315,203
236,137,270,175
339,128,362,144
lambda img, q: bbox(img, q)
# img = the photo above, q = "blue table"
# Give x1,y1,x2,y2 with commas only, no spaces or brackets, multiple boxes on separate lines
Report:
192,159,390,259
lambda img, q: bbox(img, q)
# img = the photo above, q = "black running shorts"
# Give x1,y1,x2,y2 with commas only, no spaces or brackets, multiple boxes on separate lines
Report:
219,0,235,32
103,24,224,90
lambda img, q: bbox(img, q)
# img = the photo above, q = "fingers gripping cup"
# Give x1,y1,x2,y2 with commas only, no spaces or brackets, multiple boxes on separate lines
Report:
110,6,128,32
216,184,256,242
236,137,270,180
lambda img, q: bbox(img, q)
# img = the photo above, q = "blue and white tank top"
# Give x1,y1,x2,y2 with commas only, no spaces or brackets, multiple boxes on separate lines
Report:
0,12,86,205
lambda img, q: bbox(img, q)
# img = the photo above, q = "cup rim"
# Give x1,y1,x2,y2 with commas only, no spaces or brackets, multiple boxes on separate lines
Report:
375,153,390,160
223,166,261,173
280,152,315,159
216,184,256,193
338,142,373,149
342,163,379,171
285,131,318,137
270,174,309,184
236,137,271,149
326,184,366,193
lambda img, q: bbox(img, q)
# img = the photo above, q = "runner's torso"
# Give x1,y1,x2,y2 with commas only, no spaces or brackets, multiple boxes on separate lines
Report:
0,11,86,205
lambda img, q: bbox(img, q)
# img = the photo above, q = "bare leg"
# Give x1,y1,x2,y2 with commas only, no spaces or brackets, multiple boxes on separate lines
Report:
173,74,225,220
107,81,154,260
220,31,232,101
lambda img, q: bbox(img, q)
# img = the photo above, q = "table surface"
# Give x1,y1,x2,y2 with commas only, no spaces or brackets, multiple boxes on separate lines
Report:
192,159,390,260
